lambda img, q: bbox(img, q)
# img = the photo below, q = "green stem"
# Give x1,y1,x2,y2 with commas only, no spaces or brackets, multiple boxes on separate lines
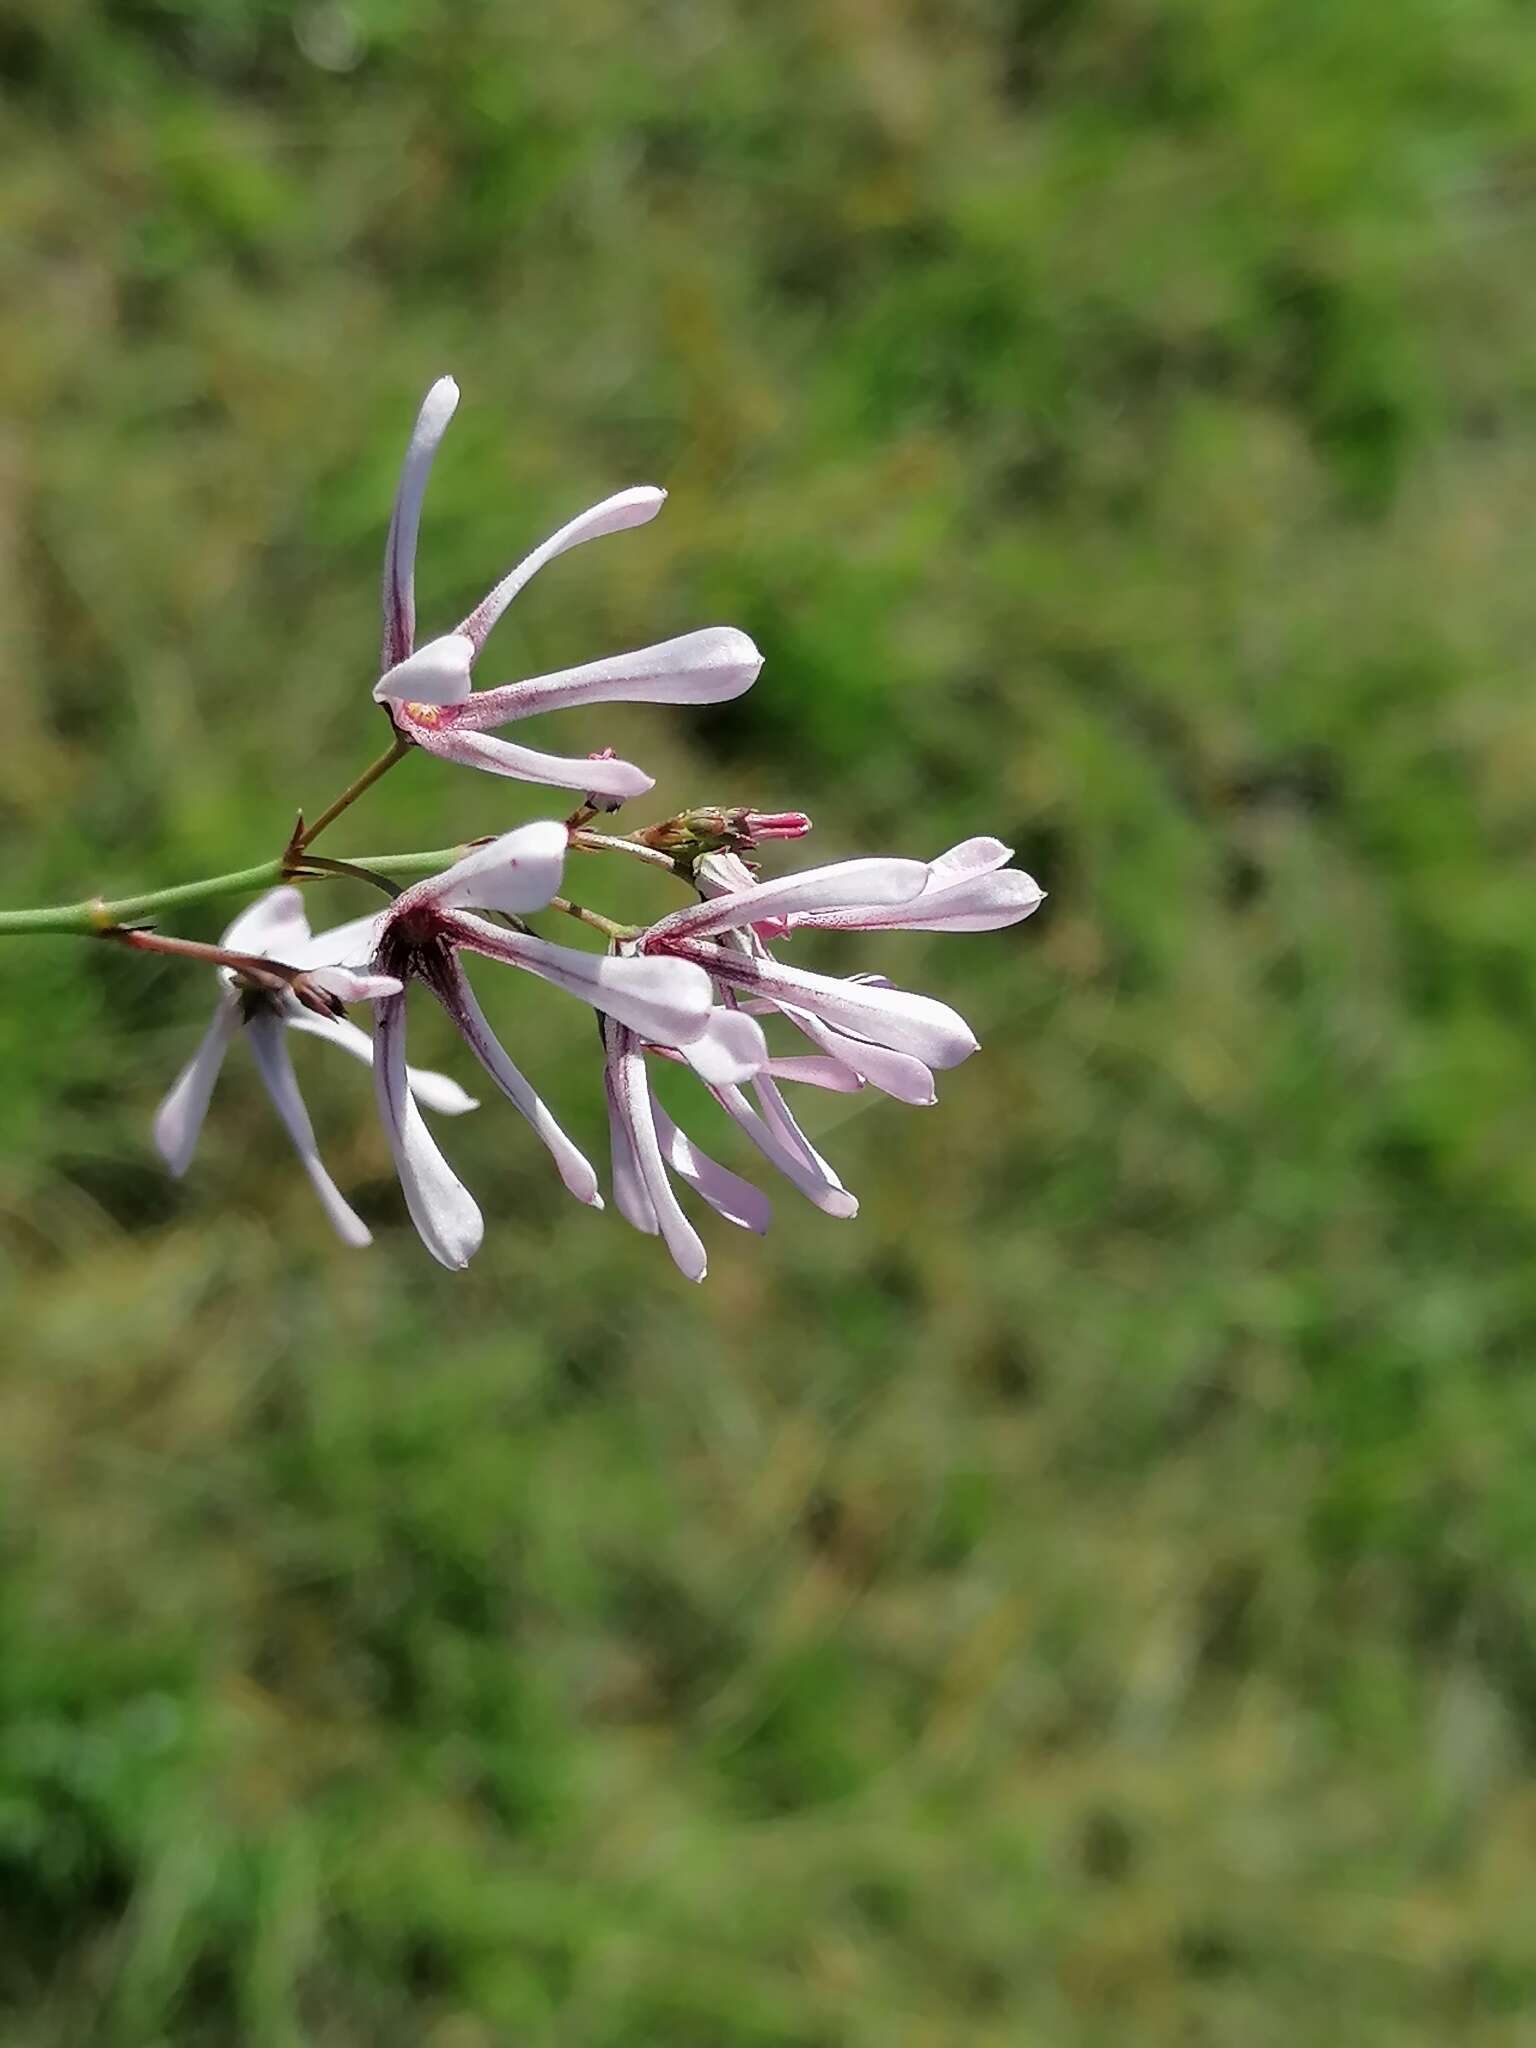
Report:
547,895,640,943
0,845,471,937
295,734,412,852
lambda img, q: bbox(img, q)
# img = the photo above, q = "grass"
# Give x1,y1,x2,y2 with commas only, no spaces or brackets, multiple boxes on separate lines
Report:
7,0,1536,2039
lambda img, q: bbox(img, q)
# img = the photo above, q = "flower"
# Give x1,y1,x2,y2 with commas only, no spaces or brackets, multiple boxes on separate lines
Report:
609,841,1042,1242
153,887,476,1247
370,377,763,800
360,821,717,1269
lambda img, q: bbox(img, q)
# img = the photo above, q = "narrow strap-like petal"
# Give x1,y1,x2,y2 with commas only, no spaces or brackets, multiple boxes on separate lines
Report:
673,940,979,1068
392,820,567,918
153,997,240,1176
454,486,666,656
374,632,475,708
609,1024,707,1281
411,721,653,799
603,1021,658,1235
646,857,929,946
710,1079,859,1219
762,1054,865,1093
282,1008,479,1115
455,917,713,1047
246,1012,372,1248
800,865,1043,933
222,885,311,958
372,992,484,1269
382,375,459,671
454,627,763,731
429,962,602,1207
652,1100,772,1234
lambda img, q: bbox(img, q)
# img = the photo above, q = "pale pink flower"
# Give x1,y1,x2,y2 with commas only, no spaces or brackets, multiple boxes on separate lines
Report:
370,377,763,801
153,887,476,1248
614,842,1041,1236
363,821,716,1269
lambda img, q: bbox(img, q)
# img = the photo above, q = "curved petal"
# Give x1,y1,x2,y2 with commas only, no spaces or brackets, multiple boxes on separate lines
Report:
292,909,391,971
246,1012,372,1248
603,1022,658,1235
372,992,484,1269
609,1024,706,1281
374,631,475,708
456,627,763,731
455,917,712,1046
676,941,978,1068
762,1054,865,1093
154,997,240,1176
675,1009,768,1086
710,1079,858,1219
925,837,1013,884
454,486,667,655
653,1101,772,1234
303,965,403,1005
776,1002,936,1105
647,858,928,945
398,820,567,918
381,375,459,671
412,722,653,799
801,866,1043,933
429,962,602,1208
283,1007,479,1115
222,886,311,959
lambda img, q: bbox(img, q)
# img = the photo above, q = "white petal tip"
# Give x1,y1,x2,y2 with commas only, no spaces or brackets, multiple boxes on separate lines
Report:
374,632,475,706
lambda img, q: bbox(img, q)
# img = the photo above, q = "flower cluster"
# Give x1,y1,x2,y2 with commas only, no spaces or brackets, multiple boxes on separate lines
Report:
152,378,1042,1279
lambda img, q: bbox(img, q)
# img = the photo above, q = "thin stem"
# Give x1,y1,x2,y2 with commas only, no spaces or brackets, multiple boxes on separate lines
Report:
547,895,640,943
0,844,470,937
294,733,412,852
568,828,678,873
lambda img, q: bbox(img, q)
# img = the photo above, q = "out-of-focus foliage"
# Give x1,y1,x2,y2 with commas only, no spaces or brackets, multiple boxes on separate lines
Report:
5,0,1536,2040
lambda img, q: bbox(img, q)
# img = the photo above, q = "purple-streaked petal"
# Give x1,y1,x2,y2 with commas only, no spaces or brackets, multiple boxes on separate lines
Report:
381,374,459,671
711,1079,859,1219
454,627,763,731
222,885,311,958
647,858,929,946
604,1028,658,1236
673,941,979,1068
395,820,568,919
675,1009,768,1086
154,997,240,1176
374,632,475,708
652,1100,772,1233
246,1012,371,1248
429,962,601,1207
455,917,713,1046
454,486,667,656
609,1024,707,1281
372,992,484,1269
282,1007,479,1115
762,1054,865,1093
411,722,653,798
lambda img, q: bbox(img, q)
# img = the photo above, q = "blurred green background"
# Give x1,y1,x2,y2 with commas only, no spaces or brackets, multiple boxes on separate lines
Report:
6,0,1536,2040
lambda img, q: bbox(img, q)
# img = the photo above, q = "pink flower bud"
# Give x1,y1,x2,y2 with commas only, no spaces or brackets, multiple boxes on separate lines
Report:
743,811,813,841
